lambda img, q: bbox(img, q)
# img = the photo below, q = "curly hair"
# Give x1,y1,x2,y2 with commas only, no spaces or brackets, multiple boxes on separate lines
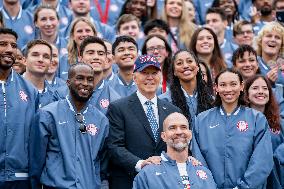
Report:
244,75,281,131
119,0,148,26
211,0,239,24
256,21,284,57
169,50,214,121
232,44,261,71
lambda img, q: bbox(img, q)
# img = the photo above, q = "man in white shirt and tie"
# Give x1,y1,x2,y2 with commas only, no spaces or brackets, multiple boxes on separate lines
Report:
106,54,181,189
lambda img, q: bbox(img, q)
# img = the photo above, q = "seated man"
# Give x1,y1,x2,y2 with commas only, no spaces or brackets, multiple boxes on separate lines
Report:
133,112,216,189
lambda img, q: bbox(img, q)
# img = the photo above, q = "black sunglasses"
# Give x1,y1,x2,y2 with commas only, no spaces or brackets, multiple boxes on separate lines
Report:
75,113,87,133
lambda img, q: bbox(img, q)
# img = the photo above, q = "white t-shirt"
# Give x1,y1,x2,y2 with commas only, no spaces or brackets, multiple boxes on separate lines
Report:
177,163,191,189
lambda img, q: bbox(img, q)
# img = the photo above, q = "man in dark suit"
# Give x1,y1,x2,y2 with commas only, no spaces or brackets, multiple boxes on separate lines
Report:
107,55,181,189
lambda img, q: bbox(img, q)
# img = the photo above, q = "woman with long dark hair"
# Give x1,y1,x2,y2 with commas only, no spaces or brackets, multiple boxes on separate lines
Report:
245,75,283,149
192,68,273,189
244,75,283,189
146,0,158,20
159,50,214,122
199,60,214,94
189,27,226,81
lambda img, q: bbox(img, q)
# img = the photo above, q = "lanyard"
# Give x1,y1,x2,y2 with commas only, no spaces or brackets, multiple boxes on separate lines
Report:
94,0,111,24
162,74,167,93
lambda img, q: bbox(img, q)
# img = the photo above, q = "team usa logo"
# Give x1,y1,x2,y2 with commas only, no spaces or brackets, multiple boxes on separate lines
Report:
60,48,68,56
19,90,28,102
185,183,191,189
196,170,207,180
237,121,248,132
100,99,110,109
189,156,202,166
110,4,118,12
181,175,190,189
61,17,69,26
24,25,33,34
86,124,98,136
97,32,103,38
270,128,281,135
139,55,158,64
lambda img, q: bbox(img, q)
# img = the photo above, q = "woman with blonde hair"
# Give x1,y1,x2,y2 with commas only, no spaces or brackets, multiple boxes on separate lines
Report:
58,17,97,80
161,0,196,51
256,21,284,86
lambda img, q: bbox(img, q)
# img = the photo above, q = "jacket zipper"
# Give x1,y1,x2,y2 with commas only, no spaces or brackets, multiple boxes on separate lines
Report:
1,82,6,117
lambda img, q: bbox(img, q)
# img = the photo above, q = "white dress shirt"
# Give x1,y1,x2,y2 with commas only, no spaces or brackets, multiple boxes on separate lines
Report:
135,90,160,172
136,90,159,123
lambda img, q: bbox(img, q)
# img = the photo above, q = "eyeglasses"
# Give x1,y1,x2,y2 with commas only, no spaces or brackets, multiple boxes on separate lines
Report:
75,113,87,133
146,46,166,53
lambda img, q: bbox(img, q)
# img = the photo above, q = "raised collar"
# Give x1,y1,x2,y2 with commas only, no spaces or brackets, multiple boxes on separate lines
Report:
219,105,241,116
2,6,22,20
65,94,89,114
136,90,157,107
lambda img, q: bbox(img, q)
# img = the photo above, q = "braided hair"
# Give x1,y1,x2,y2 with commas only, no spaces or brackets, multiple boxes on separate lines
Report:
169,50,214,121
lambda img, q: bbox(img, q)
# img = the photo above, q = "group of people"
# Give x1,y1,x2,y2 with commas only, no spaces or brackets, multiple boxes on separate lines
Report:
0,0,284,189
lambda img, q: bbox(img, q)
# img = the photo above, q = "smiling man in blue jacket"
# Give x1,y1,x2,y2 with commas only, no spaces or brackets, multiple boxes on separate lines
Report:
0,28,38,189
133,112,216,189
29,63,109,189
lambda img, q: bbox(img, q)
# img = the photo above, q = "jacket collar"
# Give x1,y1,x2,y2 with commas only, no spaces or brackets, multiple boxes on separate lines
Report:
65,94,89,114
219,105,241,116
3,69,15,84
161,151,189,166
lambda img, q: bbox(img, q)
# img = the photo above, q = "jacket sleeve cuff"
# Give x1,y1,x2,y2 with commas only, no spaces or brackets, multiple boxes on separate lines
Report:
135,160,144,172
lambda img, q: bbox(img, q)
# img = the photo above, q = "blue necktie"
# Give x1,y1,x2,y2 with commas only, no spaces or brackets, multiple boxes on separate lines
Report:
145,101,159,142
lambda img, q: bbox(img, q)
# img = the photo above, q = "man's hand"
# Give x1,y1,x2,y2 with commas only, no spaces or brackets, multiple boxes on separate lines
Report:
141,156,162,168
267,66,278,83
100,180,109,189
249,6,260,24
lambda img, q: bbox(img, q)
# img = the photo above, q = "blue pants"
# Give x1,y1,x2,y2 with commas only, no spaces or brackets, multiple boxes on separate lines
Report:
0,180,31,189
